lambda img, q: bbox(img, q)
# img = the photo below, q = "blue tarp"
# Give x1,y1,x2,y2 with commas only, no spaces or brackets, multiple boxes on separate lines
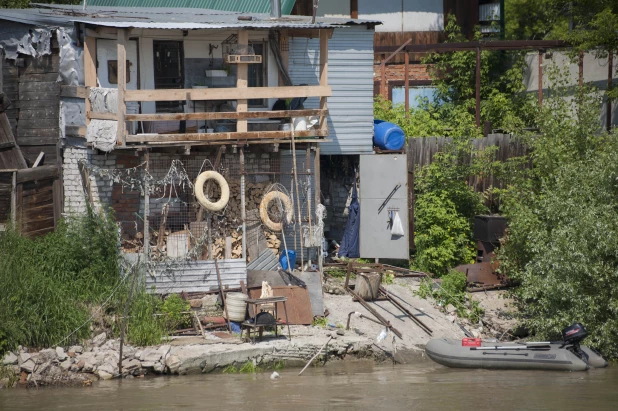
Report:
338,182,360,258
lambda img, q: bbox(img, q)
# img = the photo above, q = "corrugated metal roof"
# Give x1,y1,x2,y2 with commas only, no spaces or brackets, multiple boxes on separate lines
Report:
86,0,297,15
0,4,380,30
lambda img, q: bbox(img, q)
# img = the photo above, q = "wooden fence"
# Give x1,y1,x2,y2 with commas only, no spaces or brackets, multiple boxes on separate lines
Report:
0,165,61,237
406,133,530,194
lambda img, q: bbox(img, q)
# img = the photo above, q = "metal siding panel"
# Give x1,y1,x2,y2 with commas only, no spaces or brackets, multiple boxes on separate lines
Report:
147,259,247,293
87,0,297,14
289,26,375,155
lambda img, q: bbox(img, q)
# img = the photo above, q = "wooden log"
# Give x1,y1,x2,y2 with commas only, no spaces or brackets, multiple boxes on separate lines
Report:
355,272,381,301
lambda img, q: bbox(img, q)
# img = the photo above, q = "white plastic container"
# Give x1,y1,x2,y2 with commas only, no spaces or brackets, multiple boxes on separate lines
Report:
224,292,248,321
293,117,307,131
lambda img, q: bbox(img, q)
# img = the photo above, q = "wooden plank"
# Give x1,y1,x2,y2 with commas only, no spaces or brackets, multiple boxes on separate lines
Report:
15,99,58,109
23,204,55,220
319,29,329,132
84,36,97,128
0,112,27,169
21,54,60,75
32,152,45,167
17,119,58,129
16,165,58,183
117,29,127,146
88,112,117,121
19,82,60,93
236,30,249,133
18,107,60,119
18,73,58,83
126,129,327,143
16,129,59,139
125,85,332,102
60,85,88,99
124,109,327,122
22,216,55,233
18,91,60,101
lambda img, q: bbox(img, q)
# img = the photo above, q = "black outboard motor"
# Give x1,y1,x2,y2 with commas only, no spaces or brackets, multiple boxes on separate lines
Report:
561,323,588,359
562,323,588,345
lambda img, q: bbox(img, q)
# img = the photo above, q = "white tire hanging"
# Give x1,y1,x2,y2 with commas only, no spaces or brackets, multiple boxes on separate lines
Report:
260,191,294,232
194,171,230,212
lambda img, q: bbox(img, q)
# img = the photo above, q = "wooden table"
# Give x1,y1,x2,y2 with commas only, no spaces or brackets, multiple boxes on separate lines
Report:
242,297,292,343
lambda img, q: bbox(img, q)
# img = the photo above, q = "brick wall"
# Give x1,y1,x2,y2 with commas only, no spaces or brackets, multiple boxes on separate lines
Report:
374,63,433,82
62,147,115,214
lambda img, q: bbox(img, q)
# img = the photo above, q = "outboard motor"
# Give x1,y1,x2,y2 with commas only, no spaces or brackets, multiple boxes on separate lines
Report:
561,323,588,359
562,323,588,346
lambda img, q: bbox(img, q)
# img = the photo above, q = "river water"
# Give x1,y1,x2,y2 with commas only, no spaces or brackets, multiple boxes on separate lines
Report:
1,361,617,410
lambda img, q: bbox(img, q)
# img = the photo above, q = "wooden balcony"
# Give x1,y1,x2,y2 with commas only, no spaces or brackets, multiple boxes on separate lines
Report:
83,28,330,148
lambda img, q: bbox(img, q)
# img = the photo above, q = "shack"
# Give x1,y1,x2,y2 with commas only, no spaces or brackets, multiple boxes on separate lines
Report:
0,3,378,289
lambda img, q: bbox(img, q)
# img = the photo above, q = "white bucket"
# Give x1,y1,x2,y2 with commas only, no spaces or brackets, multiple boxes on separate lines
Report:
293,117,307,131
224,292,248,321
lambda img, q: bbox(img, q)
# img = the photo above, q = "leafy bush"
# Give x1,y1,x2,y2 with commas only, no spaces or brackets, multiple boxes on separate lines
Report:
411,144,489,276
498,70,618,357
416,271,483,323
161,294,191,331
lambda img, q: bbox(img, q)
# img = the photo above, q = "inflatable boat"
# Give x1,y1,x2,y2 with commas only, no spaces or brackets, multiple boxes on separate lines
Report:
426,323,607,371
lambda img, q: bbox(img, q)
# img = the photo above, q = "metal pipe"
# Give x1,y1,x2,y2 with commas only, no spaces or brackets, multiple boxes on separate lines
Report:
270,0,281,18
538,50,543,107
608,50,613,132
346,311,383,330
475,46,481,129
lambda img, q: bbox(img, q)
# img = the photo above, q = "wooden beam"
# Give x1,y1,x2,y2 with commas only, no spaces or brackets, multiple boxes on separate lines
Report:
538,50,543,107
351,0,358,19
126,129,327,143
115,138,333,148
60,85,89,99
117,28,127,146
124,85,331,102
16,165,58,183
32,152,44,167
125,109,327,121
84,37,97,126
10,171,16,226
236,30,249,133
319,29,329,132
475,46,481,129
88,112,117,121
404,52,410,114
78,161,94,206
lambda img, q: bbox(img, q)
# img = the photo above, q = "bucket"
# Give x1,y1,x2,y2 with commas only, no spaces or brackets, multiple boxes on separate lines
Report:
279,250,296,271
373,119,405,151
224,292,248,321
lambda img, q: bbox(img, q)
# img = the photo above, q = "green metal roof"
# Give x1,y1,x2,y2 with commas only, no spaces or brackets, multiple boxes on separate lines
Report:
85,0,297,15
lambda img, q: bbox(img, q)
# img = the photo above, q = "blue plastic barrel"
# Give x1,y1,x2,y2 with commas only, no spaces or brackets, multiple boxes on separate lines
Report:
373,119,405,151
279,250,296,271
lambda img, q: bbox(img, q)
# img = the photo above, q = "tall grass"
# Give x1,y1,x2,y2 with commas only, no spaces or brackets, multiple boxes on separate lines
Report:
0,205,163,355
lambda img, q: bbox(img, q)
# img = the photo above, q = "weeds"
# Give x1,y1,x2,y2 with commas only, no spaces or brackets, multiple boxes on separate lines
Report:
312,317,328,328
222,364,238,373
239,361,257,374
0,205,164,355
0,364,18,387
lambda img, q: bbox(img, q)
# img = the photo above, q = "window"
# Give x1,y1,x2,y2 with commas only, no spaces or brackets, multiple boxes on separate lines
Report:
248,42,267,108
107,60,131,84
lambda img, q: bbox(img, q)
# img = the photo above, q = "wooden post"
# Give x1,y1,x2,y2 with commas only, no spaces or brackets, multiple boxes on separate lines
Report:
404,51,410,116
236,30,249,133
350,0,358,18
225,236,233,259
10,171,16,226
143,151,150,260
319,29,329,132
117,29,127,146
538,50,543,107
84,36,97,125
607,50,613,132
380,54,386,99
313,143,320,208
279,30,289,86
475,46,481,129
579,50,584,87
240,147,247,261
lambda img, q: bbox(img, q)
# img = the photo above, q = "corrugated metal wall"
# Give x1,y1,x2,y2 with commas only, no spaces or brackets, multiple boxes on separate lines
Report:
147,259,247,293
289,26,375,155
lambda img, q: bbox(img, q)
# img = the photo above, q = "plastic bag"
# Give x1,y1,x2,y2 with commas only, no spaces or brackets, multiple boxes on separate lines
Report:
376,328,388,343
391,211,405,237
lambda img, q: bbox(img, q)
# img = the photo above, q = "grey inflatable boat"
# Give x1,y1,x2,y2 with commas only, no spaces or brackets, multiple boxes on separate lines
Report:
426,338,607,371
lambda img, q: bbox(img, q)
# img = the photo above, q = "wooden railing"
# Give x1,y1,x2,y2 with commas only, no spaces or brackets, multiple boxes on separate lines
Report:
82,28,331,147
